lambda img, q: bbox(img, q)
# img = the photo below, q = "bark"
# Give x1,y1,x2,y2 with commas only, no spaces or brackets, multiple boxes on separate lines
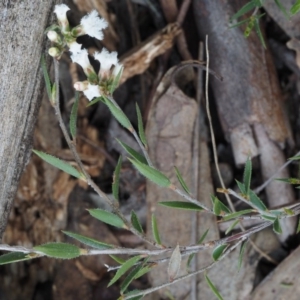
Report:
0,0,59,239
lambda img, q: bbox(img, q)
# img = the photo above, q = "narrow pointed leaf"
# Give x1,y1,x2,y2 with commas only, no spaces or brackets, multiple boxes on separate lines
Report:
33,243,80,259
238,240,248,271
136,103,147,146
249,190,267,211
230,1,256,21
291,0,300,14
110,66,123,94
51,83,57,103
62,231,113,249
131,211,144,233
128,158,171,187
254,18,266,49
117,139,147,164
174,166,190,194
134,264,153,280
33,150,84,179
283,208,294,216
261,215,277,222
236,180,246,196
205,274,224,300
112,156,122,201
110,255,126,264
274,0,289,18
69,91,79,139
108,255,142,287
212,244,227,261
86,96,102,107
152,214,161,245
0,252,34,265
103,96,132,130
211,196,231,216
243,157,252,195
168,244,181,282
225,219,240,235
222,209,254,221
121,258,149,293
229,17,251,28
88,209,126,229
187,229,209,269
273,218,282,234
159,201,203,211
288,155,300,160
41,55,52,100
276,177,300,184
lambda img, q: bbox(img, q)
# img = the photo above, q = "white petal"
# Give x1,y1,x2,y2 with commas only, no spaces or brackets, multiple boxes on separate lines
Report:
80,10,108,40
71,48,91,70
83,84,101,100
94,48,118,71
54,4,70,21
69,42,82,55
112,63,123,77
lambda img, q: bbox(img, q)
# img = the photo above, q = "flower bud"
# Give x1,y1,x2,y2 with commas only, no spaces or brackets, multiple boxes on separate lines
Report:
48,47,61,58
74,81,89,91
47,31,59,42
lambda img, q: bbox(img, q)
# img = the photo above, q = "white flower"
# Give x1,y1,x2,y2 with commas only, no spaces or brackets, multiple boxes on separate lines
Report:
47,31,59,42
54,4,70,21
69,42,82,55
83,84,101,100
74,81,89,91
113,63,123,77
94,48,118,71
71,48,92,73
80,10,108,40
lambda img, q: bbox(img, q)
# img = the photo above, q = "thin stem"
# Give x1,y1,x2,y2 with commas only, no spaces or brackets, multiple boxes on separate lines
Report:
52,60,159,249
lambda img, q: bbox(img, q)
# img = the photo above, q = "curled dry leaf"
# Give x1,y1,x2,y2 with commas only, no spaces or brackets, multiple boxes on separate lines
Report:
168,244,181,282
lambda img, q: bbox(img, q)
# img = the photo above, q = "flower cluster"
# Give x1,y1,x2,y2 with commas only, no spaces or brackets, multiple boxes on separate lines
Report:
47,4,123,101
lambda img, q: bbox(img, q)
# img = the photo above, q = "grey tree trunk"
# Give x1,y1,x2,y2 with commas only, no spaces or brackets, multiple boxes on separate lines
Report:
0,0,59,239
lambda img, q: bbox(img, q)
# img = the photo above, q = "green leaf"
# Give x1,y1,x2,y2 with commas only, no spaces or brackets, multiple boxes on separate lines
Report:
108,255,142,287
238,240,248,271
168,244,181,282
230,1,256,21
32,150,84,179
244,16,255,37
33,243,81,259
158,201,203,211
69,91,79,139
128,158,171,187
136,103,147,146
109,66,123,94
222,209,254,221
88,209,126,229
40,55,52,101
121,258,149,293
117,139,148,165
212,244,227,261
274,0,289,18
51,83,57,103
0,252,34,265
297,218,300,234
131,211,144,234
273,218,282,234
276,178,300,184
225,219,240,235
152,214,162,245
109,255,126,264
103,96,132,130
249,190,267,211
174,166,190,194
86,96,102,107
229,17,251,28
134,264,153,280
187,229,209,269
261,214,277,222
254,17,266,49
243,157,252,195
291,0,300,15
236,180,246,195
112,156,122,201
62,231,113,249
283,208,294,216
205,274,224,300
211,196,231,216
